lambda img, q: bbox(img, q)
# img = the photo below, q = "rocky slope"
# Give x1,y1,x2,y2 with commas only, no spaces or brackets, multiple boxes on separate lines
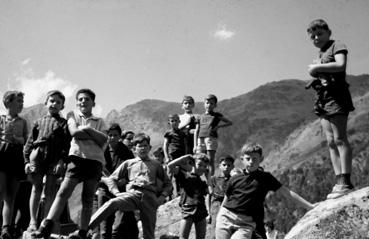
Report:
285,187,369,239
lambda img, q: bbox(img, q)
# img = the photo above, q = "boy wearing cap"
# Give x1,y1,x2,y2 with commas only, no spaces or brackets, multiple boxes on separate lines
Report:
194,94,232,176
24,90,71,233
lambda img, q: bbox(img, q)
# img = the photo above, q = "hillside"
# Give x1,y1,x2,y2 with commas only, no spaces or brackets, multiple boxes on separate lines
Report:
106,74,369,164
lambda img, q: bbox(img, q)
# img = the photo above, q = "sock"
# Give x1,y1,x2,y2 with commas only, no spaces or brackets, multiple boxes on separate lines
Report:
335,174,343,185
341,173,353,188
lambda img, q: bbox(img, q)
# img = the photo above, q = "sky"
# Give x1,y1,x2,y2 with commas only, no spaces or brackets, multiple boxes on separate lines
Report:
1,0,369,116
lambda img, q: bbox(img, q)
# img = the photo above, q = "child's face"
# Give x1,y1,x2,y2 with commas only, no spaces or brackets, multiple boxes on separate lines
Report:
204,99,216,112
134,141,151,158
242,152,263,173
46,95,64,115
123,133,134,149
308,28,331,49
219,160,234,176
107,129,121,146
194,160,208,175
153,153,164,164
6,96,24,115
168,117,180,129
182,100,194,113
76,93,95,115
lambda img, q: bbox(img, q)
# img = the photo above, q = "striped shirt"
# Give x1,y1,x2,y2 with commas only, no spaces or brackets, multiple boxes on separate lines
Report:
68,110,107,164
0,114,28,145
23,114,70,164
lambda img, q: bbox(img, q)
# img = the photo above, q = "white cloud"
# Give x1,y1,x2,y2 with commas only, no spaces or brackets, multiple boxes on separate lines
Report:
10,67,78,107
22,58,31,65
213,25,235,41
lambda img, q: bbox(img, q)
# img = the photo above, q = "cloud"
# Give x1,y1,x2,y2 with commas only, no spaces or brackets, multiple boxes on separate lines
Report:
22,58,31,65
8,67,78,108
213,25,235,41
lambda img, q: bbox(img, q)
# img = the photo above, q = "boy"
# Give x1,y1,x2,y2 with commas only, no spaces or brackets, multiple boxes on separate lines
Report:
163,114,187,163
307,19,354,199
24,90,70,233
98,123,137,239
164,114,187,197
33,89,108,239
215,143,314,239
88,133,172,239
0,91,28,239
121,131,135,151
208,155,234,239
178,96,197,155
194,94,232,176
167,154,211,239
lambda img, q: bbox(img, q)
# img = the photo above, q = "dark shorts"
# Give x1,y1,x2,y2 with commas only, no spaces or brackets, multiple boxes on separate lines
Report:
65,156,102,182
181,204,208,223
0,142,25,180
28,147,60,176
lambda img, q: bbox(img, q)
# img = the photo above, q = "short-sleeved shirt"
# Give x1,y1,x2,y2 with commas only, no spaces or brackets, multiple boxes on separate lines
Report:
23,114,70,165
176,170,208,207
164,129,186,159
316,40,354,116
0,115,28,145
68,110,107,165
223,169,282,217
198,112,223,138
210,174,231,202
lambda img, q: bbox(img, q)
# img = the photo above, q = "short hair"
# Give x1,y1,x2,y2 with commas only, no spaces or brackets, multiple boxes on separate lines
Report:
45,90,65,105
107,123,122,135
193,153,210,164
3,91,24,108
219,155,235,164
241,143,263,156
307,19,330,34
153,147,164,157
182,95,195,105
122,130,134,139
76,88,96,102
132,133,150,145
205,94,218,104
168,113,180,120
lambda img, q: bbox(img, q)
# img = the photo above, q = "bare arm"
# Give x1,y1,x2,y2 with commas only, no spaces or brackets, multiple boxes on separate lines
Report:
217,116,233,129
163,137,170,164
277,186,314,210
81,126,108,148
167,154,193,173
193,123,199,153
308,53,347,76
67,112,91,139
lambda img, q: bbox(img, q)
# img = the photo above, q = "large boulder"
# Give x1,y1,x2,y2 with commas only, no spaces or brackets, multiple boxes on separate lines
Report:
285,187,369,239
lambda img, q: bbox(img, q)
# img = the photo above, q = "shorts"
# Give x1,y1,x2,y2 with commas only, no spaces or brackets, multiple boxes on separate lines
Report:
181,204,208,223
0,142,25,180
197,137,218,152
28,147,60,176
215,207,255,239
65,156,102,182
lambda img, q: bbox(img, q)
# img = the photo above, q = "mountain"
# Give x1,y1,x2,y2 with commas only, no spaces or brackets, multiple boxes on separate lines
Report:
105,74,369,166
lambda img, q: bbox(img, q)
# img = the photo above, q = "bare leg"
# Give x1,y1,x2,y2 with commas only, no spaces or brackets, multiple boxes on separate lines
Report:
207,150,216,176
29,174,44,228
3,176,20,226
43,175,58,219
80,179,99,231
179,218,193,239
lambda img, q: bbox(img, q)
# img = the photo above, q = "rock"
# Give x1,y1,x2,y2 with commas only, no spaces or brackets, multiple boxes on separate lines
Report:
285,187,369,239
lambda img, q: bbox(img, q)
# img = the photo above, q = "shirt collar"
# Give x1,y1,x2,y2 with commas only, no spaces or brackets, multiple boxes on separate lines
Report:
75,110,99,120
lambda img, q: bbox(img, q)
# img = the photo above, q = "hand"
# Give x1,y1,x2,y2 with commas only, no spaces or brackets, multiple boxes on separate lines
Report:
54,161,65,176
308,64,319,77
24,163,33,174
206,215,212,224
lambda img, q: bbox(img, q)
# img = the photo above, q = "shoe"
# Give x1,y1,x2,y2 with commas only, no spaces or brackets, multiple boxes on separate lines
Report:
327,184,354,199
1,225,12,239
32,220,54,239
